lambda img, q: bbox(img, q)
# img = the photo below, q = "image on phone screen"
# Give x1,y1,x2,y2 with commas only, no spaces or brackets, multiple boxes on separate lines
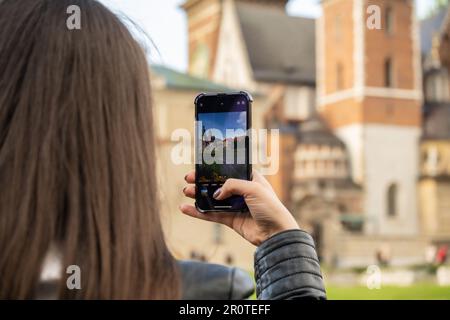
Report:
195,93,251,212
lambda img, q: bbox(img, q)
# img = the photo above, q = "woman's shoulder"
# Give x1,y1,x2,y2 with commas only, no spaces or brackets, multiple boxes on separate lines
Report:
178,260,254,300
35,260,255,300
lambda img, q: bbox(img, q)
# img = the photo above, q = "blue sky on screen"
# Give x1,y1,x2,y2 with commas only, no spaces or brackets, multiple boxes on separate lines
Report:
198,112,247,139
99,0,437,72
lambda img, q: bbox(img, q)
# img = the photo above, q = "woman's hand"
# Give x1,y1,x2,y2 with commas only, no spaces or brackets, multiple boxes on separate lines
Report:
179,171,300,246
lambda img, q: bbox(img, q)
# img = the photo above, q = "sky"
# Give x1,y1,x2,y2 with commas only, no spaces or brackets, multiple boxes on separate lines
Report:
99,0,439,73
199,111,247,139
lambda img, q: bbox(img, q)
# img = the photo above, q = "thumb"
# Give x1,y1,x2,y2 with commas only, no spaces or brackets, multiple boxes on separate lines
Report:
213,178,258,200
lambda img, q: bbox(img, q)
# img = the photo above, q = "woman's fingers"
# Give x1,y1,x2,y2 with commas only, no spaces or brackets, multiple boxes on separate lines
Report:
179,204,233,227
183,170,273,201
182,185,195,199
183,171,195,199
184,171,195,184
213,178,259,200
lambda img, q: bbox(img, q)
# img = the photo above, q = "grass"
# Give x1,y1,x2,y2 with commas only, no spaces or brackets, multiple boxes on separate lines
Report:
326,284,450,300
248,270,450,300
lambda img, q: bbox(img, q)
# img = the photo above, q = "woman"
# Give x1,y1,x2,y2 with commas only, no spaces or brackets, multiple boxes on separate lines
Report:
0,0,325,300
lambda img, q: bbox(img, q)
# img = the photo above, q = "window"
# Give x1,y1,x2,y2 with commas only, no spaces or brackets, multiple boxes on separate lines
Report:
425,71,450,102
384,58,394,88
335,14,342,42
425,147,440,176
385,7,394,35
336,62,344,90
387,183,398,217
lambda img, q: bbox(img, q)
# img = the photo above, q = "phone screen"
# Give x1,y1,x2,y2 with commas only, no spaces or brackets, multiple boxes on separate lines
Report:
195,93,251,212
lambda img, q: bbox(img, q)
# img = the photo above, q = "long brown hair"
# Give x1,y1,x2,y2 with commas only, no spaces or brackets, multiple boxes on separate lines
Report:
0,0,180,299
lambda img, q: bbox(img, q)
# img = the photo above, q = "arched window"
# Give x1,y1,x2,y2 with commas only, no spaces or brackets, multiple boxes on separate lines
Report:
384,58,394,88
385,6,394,35
335,14,342,41
336,62,344,90
387,183,398,217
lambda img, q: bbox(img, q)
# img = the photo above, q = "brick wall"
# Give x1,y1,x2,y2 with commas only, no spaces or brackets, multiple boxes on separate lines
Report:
320,0,421,129
365,0,415,89
322,0,355,95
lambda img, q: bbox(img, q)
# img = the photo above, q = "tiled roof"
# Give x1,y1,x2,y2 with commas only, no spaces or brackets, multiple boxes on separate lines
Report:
420,6,449,55
296,115,345,147
151,65,234,92
235,2,316,85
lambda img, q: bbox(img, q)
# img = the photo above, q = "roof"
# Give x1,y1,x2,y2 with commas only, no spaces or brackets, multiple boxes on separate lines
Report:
420,6,449,55
275,115,346,146
296,115,346,147
151,65,234,92
235,2,316,85
422,102,450,140
440,8,450,68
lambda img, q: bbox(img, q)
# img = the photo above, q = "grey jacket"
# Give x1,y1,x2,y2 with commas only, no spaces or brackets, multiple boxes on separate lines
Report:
183,229,326,300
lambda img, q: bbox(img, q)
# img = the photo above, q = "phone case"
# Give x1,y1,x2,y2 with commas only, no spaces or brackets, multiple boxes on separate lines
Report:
194,91,253,213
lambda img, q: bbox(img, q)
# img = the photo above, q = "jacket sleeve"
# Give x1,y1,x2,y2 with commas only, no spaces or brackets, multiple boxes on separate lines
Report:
254,229,327,300
179,260,255,300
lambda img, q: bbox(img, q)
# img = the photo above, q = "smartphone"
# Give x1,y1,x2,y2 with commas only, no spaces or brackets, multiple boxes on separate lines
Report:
195,91,252,212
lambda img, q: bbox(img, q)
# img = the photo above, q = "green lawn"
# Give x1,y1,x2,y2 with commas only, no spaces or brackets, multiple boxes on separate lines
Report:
326,284,450,300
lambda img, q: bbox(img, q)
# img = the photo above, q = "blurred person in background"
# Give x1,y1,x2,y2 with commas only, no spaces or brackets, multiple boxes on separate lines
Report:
436,245,449,265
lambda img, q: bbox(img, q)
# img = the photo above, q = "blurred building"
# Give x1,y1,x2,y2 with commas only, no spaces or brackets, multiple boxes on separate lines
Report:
316,0,424,267
155,0,450,268
420,6,450,248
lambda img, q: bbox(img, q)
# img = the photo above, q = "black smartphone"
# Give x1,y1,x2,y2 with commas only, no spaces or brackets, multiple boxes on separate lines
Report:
195,91,252,212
